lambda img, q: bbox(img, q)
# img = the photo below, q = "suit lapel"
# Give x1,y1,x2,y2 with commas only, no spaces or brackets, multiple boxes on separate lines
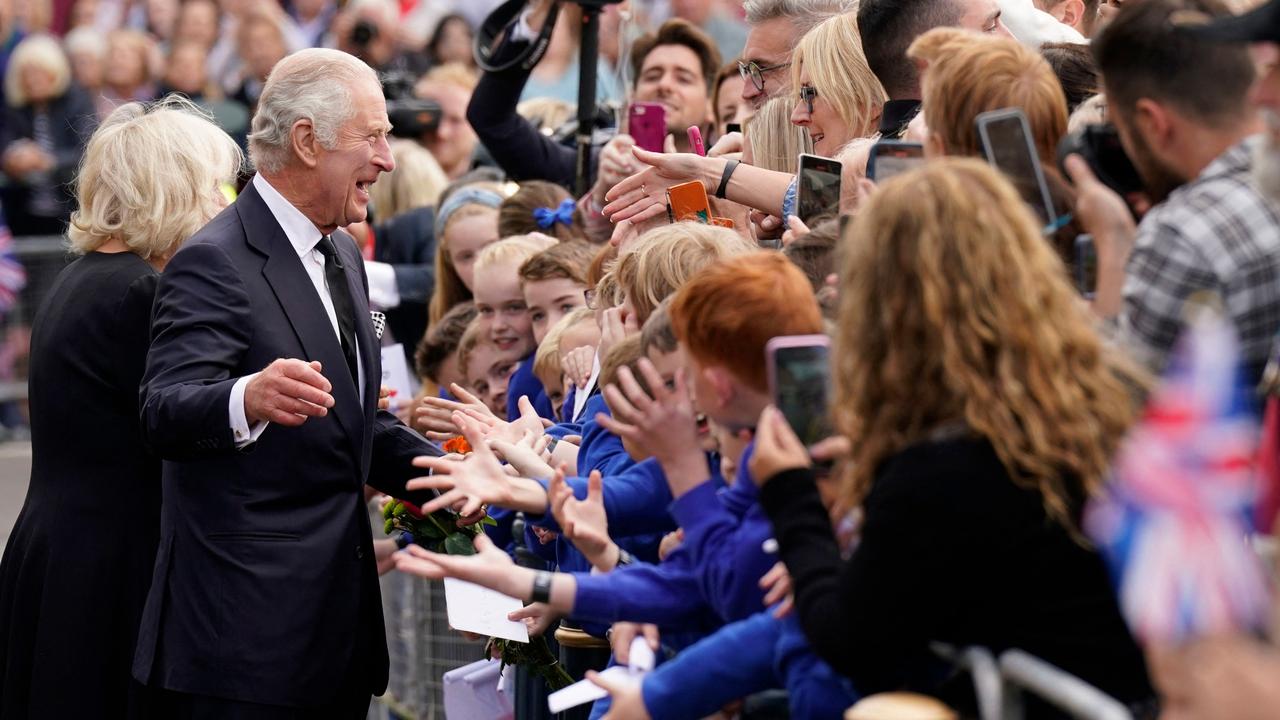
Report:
238,182,364,458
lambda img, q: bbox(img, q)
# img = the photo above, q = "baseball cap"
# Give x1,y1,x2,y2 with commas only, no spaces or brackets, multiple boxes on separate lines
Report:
1184,0,1280,44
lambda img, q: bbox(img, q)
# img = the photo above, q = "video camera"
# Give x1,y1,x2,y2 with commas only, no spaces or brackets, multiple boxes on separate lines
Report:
379,70,443,139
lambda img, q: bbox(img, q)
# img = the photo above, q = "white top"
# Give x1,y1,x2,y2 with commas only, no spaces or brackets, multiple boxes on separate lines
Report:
227,175,367,447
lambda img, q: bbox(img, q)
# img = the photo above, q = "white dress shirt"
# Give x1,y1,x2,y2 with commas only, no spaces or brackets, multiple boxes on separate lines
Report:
228,174,366,447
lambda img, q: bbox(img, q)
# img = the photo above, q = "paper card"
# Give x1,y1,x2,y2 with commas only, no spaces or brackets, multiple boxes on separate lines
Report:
379,344,418,412
443,578,529,643
547,666,638,714
546,637,651,714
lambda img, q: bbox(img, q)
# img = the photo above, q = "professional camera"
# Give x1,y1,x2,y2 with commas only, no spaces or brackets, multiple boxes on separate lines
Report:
1057,124,1144,198
350,18,379,50
388,98,443,139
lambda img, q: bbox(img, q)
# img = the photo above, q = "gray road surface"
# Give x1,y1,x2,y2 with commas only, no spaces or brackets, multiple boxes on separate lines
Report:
0,442,30,548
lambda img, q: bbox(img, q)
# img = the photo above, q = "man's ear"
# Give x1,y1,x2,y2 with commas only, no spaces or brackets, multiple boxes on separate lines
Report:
1048,0,1085,28
1132,98,1174,152
290,118,320,168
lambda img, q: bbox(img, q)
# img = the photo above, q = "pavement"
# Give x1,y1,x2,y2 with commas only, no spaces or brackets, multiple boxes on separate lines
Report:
0,442,30,548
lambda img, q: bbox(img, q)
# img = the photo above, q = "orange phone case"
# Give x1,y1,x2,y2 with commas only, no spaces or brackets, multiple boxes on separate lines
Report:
667,181,711,224
710,217,735,228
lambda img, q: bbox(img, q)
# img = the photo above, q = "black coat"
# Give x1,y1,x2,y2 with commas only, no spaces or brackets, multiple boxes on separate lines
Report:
0,85,97,233
132,180,442,708
0,252,160,717
373,205,435,362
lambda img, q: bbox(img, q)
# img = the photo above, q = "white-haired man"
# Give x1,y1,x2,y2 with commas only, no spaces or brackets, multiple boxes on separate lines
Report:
738,0,857,109
134,48,445,718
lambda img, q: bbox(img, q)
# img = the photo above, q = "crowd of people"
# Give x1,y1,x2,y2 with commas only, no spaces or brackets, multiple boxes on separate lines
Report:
1,0,1280,717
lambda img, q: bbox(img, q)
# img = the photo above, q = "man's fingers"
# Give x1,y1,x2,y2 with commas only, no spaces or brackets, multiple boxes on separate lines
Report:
1063,153,1099,188
278,359,333,393
276,377,335,409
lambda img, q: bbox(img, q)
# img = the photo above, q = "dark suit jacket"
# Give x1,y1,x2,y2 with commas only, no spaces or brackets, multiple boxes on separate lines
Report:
373,205,435,361
133,180,441,707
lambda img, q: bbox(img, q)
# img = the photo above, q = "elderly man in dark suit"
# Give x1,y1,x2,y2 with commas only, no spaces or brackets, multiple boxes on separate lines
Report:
133,48,444,719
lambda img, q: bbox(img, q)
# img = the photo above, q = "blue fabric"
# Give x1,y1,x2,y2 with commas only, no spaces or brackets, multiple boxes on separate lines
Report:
533,198,576,230
641,610,859,720
571,443,774,628
483,506,516,555
544,421,581,440
781,176,799,224
562,385,576,423
506,355,554,422
577,394,634,477
526,458,679,538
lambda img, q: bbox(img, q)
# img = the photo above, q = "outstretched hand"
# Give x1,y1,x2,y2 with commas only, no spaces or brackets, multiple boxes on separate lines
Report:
603,147,714,224
414,384,495,441
550,469,614,566
408,412,515,516
595,359,697,466
394,533,516,593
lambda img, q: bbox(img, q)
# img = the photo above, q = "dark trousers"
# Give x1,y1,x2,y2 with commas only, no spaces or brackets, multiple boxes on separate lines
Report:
150,688,371,720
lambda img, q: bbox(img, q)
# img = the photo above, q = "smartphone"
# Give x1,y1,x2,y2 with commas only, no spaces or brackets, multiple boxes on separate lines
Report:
687,126,705,156
796,153,842,225
765,335,832,447
629,102,666,154
866,140,924,182
668,180,711,223
725,122,742,135
710,216,735,228
975,108,1057,224
1074,233,1097,298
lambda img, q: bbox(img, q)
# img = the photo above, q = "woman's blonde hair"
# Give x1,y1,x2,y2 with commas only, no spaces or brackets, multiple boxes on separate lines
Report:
5,34,72,107
428,181,510,324
908,27,1068,165
534,312,577,391
747,96,813,174
614,222,755,326
837,158,1146,530
370,139,449,221
68,97,243,260
790,12,886,143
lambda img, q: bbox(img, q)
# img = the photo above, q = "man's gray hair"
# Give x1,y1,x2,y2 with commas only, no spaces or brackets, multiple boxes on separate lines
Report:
743,0,858,33
248,48,379,174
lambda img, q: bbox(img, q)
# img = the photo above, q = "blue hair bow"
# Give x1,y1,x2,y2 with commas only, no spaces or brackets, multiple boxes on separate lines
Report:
534,198,576,230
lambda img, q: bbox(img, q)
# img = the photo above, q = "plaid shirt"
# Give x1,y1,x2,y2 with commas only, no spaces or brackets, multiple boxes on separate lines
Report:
1120,135,1280,386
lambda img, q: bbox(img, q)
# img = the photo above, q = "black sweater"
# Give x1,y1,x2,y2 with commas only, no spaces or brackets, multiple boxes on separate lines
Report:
759,435,1153,708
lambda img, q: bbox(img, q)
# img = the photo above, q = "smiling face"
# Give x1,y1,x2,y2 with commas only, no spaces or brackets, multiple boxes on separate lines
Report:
741,16,797,109
634,43,712,134
464,341,522,416
524,276,588,345
308,77,395,233
716,73,751,137
790,65,851,158
473,260,535,358
444,210,499,291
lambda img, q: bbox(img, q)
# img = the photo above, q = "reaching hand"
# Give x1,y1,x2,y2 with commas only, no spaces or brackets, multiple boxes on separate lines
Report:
594,134,639,206
394,534,517,593
563,345,597,391
407,413,516,516
413,384,493,441
595,359,697,467
603,147,716,224
608,622,660,666
657,529,683,561
507,602,560,637
748,405,813,486
707,132,743,158
759,561,794,618
587,670,651,720
244,359,335,426
597,307,640,362
489,430,556,479
457,395,548,447
781,215,810,247
551,469,614,567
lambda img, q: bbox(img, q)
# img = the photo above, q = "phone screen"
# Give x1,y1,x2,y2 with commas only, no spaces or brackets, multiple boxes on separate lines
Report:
979,112,1056,224
869,143,924,182
797,156,842,224
772,343,831,447
629,103,666,154
1074,233,1097,298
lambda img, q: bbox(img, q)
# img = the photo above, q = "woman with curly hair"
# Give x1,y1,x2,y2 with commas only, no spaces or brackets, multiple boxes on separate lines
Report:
750,158,1156,712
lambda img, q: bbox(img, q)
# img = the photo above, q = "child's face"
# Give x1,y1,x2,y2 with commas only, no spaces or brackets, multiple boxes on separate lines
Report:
559,318,602,359
524,277,587,346
445,211,499,292
474,260,535,358
435,351,465,391
647,344,716,452
464,341,522,416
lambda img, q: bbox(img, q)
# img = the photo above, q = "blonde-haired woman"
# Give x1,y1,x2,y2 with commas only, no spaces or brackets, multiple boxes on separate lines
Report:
427,181,510,324
370,139,449,222
745,95,813,175
0,97,241,718
1,33,97,235
750,159,1156,708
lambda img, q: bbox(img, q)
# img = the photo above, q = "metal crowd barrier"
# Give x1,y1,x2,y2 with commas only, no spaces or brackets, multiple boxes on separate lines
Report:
0,235,76,410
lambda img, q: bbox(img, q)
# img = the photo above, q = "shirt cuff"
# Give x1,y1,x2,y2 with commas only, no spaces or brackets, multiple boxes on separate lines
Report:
229,373,269,448
364,260,400,310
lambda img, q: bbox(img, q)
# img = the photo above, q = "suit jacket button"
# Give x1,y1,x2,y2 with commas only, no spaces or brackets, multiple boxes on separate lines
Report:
356,545,365,560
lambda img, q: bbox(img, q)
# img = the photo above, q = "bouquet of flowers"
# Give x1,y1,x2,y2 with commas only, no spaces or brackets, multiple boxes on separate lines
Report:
382,497,573,690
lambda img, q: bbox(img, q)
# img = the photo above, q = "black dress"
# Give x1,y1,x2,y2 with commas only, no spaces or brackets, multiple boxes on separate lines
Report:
759,434,1155,715
0,251,161,717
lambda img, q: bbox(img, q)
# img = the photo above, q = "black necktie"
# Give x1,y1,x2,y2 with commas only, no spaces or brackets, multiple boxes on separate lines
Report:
316,234,359,390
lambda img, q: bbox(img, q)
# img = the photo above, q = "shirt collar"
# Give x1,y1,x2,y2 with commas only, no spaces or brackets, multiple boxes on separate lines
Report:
252,173,324,258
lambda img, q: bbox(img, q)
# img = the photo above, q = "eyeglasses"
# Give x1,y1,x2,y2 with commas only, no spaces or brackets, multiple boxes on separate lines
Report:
738,60,792,93
799,84,818,115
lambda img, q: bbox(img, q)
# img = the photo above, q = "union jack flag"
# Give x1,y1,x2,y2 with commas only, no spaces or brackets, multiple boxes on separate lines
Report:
1085,305,1272,643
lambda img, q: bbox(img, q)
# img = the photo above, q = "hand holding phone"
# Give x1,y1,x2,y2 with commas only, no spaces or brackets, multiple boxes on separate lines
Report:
975,108,1057,224
667,181,711,223
629,102,667,154
765,335,832,447
687,126,705,156
796,154,842,225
